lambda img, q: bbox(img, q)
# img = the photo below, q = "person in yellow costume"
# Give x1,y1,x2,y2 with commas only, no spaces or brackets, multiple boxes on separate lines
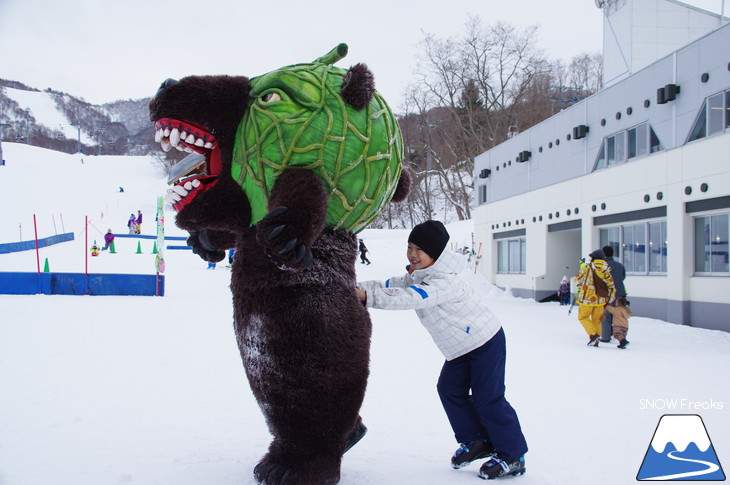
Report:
574,249,615,346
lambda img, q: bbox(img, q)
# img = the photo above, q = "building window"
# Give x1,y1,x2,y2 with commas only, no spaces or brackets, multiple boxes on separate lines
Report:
694,213,729,274
628,123,648,159
688,89,730,143
497,237,526,274
648,221,668,273
478,184,487,205
599,220,667,274
623,223,647,273
594,123,661,171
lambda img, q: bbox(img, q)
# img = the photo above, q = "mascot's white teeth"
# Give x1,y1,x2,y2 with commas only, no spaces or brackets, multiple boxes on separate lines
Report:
170,128,181,146
154,127,213,152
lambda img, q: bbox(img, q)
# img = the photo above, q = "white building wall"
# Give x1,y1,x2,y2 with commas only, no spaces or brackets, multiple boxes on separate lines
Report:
474,131,730,329
602,0,725,87
474,14,730,331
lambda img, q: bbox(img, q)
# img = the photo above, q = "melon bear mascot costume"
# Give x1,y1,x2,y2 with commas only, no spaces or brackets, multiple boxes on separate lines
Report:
149,44,409,485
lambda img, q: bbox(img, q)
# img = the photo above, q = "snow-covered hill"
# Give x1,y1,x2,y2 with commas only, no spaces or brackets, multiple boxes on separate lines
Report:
1,145,729,485
0,83,153,155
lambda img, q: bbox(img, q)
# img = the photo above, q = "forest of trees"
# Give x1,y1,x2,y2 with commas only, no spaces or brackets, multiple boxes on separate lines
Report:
374,16,602,229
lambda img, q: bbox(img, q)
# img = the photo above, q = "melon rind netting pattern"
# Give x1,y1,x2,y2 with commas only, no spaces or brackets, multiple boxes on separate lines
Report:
231,60,403,234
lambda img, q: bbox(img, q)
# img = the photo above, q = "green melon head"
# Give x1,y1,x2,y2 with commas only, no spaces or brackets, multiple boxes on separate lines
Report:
231,43,403,234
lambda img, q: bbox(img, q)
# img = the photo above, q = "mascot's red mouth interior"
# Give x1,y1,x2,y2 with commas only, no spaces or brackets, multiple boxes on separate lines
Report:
154,118,221,211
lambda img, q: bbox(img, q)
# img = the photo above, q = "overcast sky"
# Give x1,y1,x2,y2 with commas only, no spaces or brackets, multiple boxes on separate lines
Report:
0,0,725,112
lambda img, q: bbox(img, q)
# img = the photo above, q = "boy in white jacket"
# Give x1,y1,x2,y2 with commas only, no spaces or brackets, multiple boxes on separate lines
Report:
357,220,527,480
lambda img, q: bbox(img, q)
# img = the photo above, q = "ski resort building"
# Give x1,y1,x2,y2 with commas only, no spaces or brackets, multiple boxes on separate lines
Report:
472,0,730,331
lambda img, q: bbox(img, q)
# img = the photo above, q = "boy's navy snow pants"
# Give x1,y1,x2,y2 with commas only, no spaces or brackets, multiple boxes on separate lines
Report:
436,327,528,461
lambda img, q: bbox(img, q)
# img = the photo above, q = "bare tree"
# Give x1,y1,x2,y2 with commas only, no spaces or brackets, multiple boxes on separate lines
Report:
375,18,604,229
400,16,545,221
569,52,603,94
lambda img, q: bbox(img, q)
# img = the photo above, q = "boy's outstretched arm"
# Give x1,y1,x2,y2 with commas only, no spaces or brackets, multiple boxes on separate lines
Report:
358,280,450,311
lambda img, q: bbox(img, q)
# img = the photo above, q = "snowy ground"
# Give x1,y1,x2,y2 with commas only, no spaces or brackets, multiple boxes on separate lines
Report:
1,143,729,485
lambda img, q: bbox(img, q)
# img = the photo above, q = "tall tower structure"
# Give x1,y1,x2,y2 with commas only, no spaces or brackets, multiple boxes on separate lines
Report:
598,0,727,87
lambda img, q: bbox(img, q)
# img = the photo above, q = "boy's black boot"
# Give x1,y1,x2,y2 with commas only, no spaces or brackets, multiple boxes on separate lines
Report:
451,439,495,469
617,338,630,349
478,455,526,479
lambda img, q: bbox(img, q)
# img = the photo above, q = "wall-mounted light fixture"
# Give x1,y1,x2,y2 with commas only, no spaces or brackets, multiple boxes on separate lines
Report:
657,83,680,104
572,124,589,140
517,150,531,163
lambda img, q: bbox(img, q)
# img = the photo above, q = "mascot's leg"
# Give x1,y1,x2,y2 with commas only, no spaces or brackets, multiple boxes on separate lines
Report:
234,229,371,485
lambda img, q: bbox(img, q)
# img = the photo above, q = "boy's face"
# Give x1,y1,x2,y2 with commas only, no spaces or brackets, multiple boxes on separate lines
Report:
407,243,434,271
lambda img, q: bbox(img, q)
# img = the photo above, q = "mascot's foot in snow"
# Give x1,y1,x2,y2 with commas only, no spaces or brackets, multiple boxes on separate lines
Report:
253,455,340,485
254,418,368,485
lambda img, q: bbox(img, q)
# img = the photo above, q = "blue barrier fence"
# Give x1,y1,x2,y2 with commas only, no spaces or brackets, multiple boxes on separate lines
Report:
0,232,192,253
114,234,187,240
0,272,164,296
0,232,75,254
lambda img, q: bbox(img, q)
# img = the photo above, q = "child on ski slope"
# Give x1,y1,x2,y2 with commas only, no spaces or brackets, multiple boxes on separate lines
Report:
557,276,571,305
356,220,527,480
604,297,631,349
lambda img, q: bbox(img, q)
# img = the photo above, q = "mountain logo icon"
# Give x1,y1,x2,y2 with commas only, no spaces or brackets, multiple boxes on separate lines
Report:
637,414,725,481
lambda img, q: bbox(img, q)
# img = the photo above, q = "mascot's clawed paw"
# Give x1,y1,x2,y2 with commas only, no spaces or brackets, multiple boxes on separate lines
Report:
187,229,225,262
257,206,314,270
253,461,293,485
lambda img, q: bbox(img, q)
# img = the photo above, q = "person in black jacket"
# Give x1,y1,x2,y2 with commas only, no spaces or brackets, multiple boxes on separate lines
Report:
358,238,371,265
601,245,627,342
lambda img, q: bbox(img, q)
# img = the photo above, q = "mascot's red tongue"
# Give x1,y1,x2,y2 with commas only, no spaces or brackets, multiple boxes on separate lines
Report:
155,118,222,211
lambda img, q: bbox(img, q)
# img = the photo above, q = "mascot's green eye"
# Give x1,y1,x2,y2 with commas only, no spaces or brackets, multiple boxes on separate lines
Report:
261,92,282,103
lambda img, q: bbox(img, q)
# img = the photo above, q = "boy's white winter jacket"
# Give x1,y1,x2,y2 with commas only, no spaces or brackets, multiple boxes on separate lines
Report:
358,251,502,360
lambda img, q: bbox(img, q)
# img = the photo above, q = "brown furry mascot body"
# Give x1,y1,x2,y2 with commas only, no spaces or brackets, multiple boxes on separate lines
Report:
149,54,409,484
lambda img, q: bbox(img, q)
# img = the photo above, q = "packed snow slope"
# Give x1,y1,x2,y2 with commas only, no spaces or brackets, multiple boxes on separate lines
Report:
1,143,728,485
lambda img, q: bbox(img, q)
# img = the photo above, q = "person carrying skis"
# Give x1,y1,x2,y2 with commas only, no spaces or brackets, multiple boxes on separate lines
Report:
574,249,616,347
358,238,371,265
356,220,527,480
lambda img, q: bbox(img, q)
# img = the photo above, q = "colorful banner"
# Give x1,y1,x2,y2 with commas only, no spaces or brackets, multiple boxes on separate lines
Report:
155,195,165,273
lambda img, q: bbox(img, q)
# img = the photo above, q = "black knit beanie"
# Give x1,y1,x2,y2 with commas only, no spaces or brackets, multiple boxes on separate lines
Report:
589,249,606,260
408,220,450,260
